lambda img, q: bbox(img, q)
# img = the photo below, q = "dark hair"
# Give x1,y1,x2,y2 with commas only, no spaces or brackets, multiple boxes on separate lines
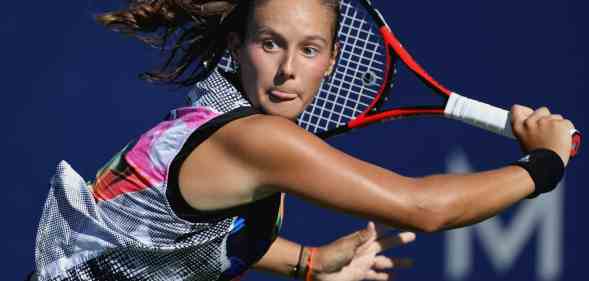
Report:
96,0,341,87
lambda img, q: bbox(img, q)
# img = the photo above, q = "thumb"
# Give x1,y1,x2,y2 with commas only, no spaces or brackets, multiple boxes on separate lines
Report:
356,221,377,246
317,222,377,272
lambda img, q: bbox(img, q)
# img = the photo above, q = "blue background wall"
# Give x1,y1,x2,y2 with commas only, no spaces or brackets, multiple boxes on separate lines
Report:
3,0,587,280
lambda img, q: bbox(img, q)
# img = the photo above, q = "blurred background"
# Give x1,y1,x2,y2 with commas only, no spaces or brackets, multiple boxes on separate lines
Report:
3,0,587,280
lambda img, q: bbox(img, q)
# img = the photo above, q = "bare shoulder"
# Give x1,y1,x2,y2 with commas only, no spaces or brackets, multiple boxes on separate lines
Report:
215,112,354,183
177,113,331,211
211,113,392,194
214,114,325,154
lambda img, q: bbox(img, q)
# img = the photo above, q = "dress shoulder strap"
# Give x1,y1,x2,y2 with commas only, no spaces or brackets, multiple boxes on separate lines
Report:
166,106,262,223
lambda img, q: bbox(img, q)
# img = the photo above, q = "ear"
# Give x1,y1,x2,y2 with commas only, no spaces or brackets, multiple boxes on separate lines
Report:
227,32,243,61
325,42,340,77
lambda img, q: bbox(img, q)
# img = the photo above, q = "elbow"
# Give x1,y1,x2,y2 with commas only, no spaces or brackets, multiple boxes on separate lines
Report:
408,206,447,233
379,175,461,233
405,184,454,233
382,194,450,233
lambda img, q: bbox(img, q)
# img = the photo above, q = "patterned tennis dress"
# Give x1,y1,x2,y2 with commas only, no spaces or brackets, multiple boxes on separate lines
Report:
34,70,284,281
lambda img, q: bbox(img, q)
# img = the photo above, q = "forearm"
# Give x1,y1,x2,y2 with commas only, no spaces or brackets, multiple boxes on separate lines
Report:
253,236,308,279
412,165,534,231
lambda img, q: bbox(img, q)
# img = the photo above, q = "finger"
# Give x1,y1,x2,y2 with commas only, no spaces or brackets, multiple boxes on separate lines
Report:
537,115,566,127
390,258,414,269
511,105,534,133
554,119,576,137
525,107,551,128
367,221,377,238
537,115,574,132
371,232,416,253
549,114,564,120
355,222,379,252
373,256,394,270
371,257,414,269
363,221,377,242
354,221,377,245
562,119,575,130
535,106,551,115
364,270,390,281
511,104,534,122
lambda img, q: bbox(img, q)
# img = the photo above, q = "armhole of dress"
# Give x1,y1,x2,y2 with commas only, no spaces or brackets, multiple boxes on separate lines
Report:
166,106,261,223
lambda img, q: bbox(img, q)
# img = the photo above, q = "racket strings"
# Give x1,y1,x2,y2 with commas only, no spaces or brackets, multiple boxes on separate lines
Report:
306,2,368,128
300,0,386,133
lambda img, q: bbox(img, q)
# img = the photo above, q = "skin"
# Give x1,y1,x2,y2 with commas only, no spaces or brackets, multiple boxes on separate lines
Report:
227,0,338,120
177,0,576,279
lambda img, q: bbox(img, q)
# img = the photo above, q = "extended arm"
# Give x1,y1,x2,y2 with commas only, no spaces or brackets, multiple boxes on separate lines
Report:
215,105,573,232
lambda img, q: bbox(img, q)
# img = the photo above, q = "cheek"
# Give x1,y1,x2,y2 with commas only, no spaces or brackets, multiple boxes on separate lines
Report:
311,52,335,85
239,46,274,101
308,55,331,78
244,46,275,79
302,56,332,94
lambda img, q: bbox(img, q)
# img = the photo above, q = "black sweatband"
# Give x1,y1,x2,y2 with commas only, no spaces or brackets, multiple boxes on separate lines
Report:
512,149,565,198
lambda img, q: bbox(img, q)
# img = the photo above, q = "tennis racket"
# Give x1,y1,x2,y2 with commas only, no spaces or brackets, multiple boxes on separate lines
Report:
218,0,581,157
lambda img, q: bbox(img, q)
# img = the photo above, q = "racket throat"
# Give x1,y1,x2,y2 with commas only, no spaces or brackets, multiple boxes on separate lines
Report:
350,107,445,129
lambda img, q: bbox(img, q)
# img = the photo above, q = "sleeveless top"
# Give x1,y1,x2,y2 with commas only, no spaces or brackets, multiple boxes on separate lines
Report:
34,70,284,281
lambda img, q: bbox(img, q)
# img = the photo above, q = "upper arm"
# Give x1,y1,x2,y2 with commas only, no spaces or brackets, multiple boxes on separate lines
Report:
216,115,423,229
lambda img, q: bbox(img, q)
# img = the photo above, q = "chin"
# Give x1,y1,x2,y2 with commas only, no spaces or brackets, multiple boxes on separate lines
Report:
260,100,304,121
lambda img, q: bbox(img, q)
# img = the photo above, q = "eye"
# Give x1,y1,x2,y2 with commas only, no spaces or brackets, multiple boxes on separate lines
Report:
302,46,320,58
262,40,279,51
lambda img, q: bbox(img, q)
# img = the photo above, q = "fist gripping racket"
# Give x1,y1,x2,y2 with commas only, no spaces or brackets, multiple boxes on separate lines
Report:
218,0,581,157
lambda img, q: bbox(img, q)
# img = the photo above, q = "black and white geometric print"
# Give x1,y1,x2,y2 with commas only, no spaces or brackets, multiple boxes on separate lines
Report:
34,61,258,281
34,148,235,280
187,69,251,114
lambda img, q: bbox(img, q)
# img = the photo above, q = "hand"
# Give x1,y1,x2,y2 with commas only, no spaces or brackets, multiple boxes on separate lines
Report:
312,222,415,281
511,105,575,166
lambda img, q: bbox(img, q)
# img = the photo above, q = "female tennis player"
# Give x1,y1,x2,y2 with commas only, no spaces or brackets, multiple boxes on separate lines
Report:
31,0,575,281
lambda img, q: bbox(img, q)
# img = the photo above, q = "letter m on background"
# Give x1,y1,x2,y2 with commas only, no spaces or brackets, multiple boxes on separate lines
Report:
444,149,563,281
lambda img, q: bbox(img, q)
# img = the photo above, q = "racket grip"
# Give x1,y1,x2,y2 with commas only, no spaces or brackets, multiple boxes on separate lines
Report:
444,92,581,157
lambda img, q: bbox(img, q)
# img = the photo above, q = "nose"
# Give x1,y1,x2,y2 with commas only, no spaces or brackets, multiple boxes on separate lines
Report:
276,51,296,82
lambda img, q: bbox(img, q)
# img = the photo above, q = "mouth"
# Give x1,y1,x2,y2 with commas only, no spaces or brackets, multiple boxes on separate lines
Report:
268,89,298,102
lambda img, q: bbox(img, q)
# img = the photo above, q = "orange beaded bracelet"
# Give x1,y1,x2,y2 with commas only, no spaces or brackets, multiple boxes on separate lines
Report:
305,248,317,281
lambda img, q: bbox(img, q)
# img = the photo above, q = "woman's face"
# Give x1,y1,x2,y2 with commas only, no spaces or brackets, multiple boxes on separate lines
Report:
230,0,338,120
